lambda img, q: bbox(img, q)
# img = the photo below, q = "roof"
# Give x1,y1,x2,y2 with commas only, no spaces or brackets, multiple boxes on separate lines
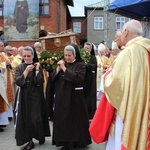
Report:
66,0,74,6
84,1,104,16
86,1,104,8
86,0,114,8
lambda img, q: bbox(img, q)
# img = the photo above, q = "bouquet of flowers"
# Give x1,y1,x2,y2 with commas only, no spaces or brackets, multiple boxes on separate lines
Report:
39,51,64,72
39,48,90,71
80,48,91,64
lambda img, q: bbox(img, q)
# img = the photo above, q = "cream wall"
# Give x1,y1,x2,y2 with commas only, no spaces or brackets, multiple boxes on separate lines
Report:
86,9,130,48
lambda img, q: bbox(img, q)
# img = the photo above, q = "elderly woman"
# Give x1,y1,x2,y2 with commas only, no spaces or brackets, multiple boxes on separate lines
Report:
14,46,50,150
49,43,91,150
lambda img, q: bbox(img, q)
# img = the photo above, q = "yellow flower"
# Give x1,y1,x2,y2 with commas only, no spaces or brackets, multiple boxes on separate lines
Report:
50,59,54,65
39,50,64,71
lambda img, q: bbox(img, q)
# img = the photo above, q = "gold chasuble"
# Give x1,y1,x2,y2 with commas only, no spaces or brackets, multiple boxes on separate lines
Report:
96,55,110,90
5,55,14,103
0,53,9,113
11,55,22,82
104,37,150,150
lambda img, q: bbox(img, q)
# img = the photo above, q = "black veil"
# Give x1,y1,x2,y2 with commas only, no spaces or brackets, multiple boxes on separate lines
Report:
69,43,82,62
90,44,95,56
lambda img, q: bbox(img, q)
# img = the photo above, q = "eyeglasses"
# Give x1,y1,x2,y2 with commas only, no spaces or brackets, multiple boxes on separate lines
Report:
23,55,32,57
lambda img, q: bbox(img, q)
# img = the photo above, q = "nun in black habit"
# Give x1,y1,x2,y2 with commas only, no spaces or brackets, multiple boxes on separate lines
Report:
49,43,91,150
14,46,50,150
83,42,97,119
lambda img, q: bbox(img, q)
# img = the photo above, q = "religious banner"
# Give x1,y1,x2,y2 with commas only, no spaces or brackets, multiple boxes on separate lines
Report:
4,0,39,41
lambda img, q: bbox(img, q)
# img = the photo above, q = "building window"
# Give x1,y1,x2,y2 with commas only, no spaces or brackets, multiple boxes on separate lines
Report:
116,17,125,30
73,22,81,33
0,7,2,16
0,0,3,17
39,0,49,15
94,17,103,30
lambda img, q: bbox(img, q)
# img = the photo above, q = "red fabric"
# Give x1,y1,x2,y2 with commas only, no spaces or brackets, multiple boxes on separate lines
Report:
121,145,127,150
104,69,112,77
89,94,115,144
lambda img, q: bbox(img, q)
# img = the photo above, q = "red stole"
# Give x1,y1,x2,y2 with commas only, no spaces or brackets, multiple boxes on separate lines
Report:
89,69,114,143
6,66,14,103
0,95,5,113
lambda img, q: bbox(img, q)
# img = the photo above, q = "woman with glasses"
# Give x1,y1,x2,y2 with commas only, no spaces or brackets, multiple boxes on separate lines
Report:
14,46,50,150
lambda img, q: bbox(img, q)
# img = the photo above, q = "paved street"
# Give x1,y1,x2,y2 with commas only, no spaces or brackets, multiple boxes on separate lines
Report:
0,119,106,150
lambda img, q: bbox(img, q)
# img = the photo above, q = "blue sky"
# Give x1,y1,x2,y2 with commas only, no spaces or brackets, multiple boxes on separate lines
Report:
68,0,101,16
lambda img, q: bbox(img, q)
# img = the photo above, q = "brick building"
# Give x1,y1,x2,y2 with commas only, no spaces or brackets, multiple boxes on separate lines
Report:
0,0,74,47
68,16,87,48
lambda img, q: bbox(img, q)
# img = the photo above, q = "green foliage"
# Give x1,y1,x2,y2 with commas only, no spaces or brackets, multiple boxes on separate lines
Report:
80,48,91,64
39,48,90,71
39,51,64,72
27,15,39,26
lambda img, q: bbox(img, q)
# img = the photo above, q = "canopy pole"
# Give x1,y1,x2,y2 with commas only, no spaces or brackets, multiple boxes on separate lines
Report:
104,0,110,45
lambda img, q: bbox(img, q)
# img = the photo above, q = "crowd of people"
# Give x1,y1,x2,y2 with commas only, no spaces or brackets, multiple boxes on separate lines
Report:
0,19,150,150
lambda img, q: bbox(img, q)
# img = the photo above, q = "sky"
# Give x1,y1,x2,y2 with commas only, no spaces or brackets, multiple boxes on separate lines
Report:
68,0,101,16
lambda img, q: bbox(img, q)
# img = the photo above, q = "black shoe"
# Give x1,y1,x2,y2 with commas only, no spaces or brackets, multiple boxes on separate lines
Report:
61,146,73,150
8,117,12,121
0,128,4,132
39,138,45,145
0,125,6,127
23,141,34,150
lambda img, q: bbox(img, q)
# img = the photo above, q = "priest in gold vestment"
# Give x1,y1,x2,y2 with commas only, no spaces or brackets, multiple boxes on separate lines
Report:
96,43,110,91
89,20,150,150
0,41,10,131
4,45,15,120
